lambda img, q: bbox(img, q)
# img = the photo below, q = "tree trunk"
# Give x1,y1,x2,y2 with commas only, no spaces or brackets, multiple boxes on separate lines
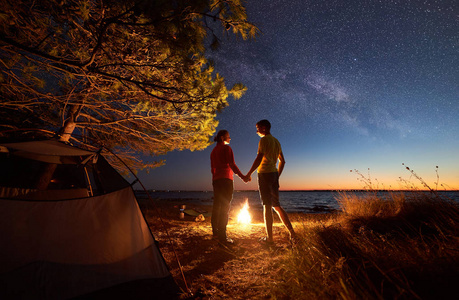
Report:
35,105,81,190
58,105,81,142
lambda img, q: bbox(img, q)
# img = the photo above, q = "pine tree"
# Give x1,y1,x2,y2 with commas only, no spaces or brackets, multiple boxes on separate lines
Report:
0,0,258,170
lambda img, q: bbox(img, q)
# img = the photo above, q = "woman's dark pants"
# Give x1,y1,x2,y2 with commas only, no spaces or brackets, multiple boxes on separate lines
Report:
212,178,233,241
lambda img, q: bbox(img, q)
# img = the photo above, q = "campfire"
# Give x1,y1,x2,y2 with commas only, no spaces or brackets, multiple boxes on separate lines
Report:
237,199,252,224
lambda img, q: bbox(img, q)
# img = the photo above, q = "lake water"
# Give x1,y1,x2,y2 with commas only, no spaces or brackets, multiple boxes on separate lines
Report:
136,190,459,214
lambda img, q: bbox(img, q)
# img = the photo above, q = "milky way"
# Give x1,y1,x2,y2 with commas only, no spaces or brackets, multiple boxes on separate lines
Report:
138,0,458,191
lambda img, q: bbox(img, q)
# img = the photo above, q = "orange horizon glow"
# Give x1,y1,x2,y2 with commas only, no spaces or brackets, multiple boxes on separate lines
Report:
230,167,459,192
232,180,459,192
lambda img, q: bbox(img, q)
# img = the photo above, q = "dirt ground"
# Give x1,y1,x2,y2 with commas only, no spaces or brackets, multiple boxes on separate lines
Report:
140,198,325,299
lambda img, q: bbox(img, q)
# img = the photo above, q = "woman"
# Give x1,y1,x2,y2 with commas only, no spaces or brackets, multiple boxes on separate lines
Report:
210,130,245,244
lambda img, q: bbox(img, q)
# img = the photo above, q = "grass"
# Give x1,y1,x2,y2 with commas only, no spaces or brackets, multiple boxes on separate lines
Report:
143,166,458,299
275,191,459,299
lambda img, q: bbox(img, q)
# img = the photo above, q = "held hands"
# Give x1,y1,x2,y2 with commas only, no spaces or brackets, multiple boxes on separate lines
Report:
241,173,251,183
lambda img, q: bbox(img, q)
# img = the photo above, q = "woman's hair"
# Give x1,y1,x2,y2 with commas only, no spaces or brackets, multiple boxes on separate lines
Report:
214,130,228,143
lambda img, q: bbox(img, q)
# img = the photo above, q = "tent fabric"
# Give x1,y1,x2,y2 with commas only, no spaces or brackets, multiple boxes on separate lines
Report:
0,148,129,196
0,187,171,299
0,187,89,200
0,140,95,157
0,140,97,164
0,140,178,299
0,187,38,199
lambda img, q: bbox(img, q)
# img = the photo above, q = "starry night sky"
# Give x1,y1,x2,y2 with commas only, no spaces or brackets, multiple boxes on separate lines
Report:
135,0,458,191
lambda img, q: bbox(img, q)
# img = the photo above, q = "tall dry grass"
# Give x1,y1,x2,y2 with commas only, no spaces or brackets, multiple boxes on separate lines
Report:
273,171,459,299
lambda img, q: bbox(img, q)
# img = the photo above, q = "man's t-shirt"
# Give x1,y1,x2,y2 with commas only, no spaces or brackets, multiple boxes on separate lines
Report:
257,134,282,173
210,143,237,181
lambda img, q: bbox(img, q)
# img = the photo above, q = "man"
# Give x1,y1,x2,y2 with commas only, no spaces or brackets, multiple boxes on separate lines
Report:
245,120,296,245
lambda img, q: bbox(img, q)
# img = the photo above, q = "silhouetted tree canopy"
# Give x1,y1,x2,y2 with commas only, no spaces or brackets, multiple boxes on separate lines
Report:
0,0,258,170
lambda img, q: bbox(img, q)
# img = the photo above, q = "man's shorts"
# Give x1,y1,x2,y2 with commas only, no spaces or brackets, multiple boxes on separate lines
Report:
258,172,280,207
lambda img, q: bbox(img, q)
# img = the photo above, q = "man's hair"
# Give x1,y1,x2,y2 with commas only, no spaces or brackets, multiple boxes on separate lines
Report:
256,119,271,130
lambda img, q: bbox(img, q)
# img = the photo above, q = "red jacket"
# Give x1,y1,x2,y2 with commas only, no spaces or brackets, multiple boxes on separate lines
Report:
210,143,241,181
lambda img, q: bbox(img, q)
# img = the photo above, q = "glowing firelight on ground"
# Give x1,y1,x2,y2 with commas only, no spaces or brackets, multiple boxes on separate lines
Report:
237,199,251,224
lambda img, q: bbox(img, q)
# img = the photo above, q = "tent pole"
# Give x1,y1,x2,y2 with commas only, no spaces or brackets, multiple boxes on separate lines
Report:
83,166,94,197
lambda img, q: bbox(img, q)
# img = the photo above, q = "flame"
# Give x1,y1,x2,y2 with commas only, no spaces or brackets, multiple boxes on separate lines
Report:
237,199,252,224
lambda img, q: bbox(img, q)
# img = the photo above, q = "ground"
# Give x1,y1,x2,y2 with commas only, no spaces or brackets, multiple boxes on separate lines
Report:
140,198,318,299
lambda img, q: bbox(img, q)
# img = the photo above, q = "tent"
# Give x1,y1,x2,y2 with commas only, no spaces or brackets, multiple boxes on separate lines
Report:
0,140,179,299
